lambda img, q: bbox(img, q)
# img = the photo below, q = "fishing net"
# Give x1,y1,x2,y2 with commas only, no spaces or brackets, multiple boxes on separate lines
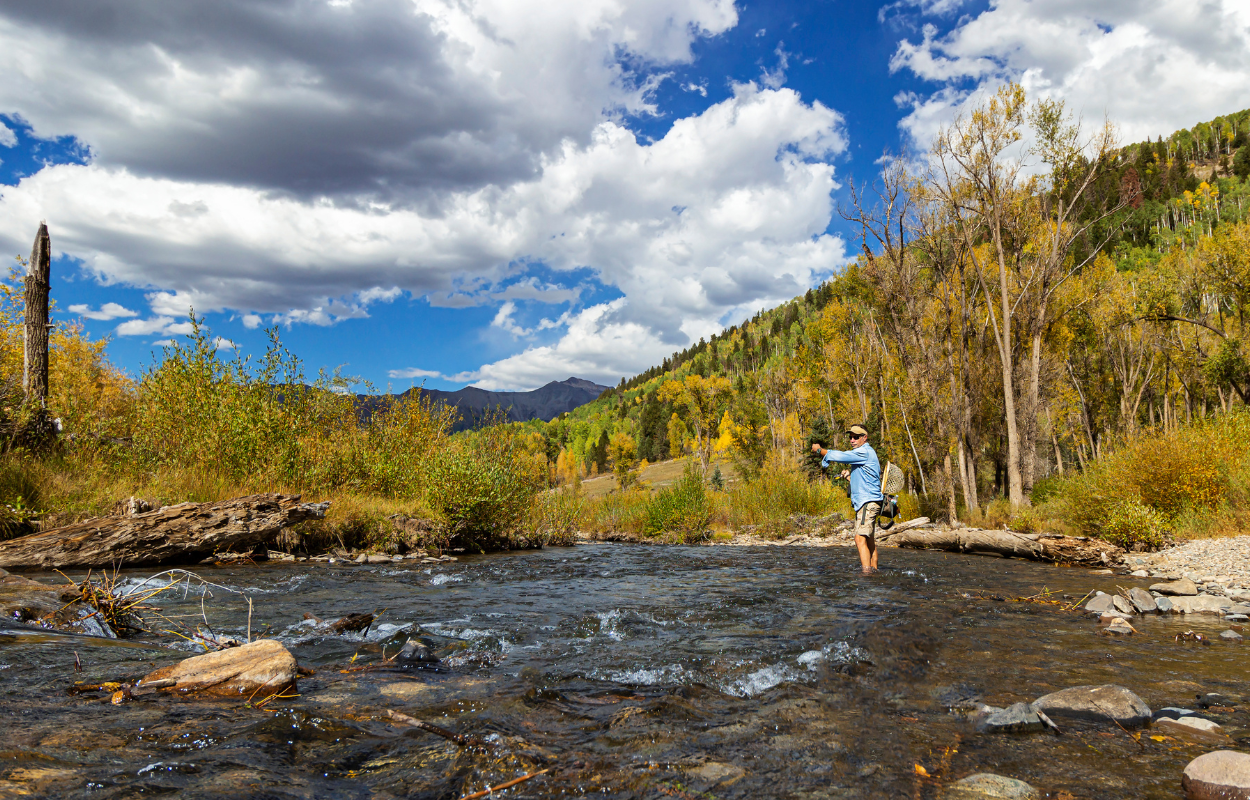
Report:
881,461,905,495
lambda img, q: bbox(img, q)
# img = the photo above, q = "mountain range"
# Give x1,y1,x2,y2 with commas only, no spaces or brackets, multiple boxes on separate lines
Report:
361,377,610,432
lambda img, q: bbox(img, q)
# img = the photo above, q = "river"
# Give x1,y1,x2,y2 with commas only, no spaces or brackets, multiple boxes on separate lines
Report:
1,544,1246,799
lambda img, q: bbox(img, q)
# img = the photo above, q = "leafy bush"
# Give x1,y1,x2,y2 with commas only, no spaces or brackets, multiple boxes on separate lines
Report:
427,424,545,551
643,461,711,539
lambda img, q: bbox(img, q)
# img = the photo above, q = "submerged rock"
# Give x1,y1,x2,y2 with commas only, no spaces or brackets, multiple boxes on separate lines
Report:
141,639,298,698
1183,751,1250,800
1128,587,1157,613
976,702,1043,734
1104,618,1137,635
1221,630,1244,641
1032,685,1151,728
946,773,1039,800
1151,578,1198,596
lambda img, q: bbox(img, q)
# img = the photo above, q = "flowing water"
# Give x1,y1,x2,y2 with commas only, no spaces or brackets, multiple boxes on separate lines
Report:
1,544,1248,799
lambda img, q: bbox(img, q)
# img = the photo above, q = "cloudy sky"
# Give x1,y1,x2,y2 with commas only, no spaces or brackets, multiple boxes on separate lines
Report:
1,0,1248,391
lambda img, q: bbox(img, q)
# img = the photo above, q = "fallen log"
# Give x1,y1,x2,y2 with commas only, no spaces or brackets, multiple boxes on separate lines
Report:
878,527,1125,568
0,494,329,571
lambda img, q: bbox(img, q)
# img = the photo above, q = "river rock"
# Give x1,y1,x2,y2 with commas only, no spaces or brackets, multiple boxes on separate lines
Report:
1112,595,1134,614
1105,618,1136,635
1226,614,1249,623
1158,717,1230,745
1085,593,1116,614
945,773,1039,800
1156,596,1175,613
1032,685,1151,728
1153,707,1198,722
1233,605,1250,616
327,613,375,634
141,639,298,698
1221,630,1244,641
977,702,1043,733
1128,587,1158,613
1172,595,1233,615
1183,751,1250,799
1151,578,1198,596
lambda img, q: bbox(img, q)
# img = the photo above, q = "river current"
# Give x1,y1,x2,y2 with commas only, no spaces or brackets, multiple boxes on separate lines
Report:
1,543,1247,799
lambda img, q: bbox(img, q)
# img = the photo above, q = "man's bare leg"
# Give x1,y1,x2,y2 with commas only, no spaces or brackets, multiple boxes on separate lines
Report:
856,535,876,573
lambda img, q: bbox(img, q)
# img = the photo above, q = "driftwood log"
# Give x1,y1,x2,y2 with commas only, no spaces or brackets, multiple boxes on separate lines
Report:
0,494,329,571
879,526,1125,568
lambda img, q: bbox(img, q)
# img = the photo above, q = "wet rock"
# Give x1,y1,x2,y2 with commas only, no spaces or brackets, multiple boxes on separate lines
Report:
141,639,298,698
1128,587,1158,613
1151,578,1199,596
1153,707,1197,722
397,638,440,664
1156,596,1175,613
1033,685,1151,728
1221,630,1244,641
1183,751,1250,799
977,702,1043,734
1172,595,1233,614
1085,594,1116,614
1105,618,1137,635
1112,595,1134,614
946,773,1039,800
327,613,375,635
0,573,114,637
1158,717,1230,745
1226,614,1249,623
684,761,745,789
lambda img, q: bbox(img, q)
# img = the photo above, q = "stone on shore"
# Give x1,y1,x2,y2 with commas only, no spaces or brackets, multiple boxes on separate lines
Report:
1032,685,1151,728
945,773,1039,800
1128,587,1157,613
1151,578,1198,596
1085,593,1116,614
1182,751,1250,800
1171,595,1233,615
141,639,298,698
977,702,1044,734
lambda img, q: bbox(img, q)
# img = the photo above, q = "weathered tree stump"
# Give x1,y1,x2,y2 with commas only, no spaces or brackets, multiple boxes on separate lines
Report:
878,527,1125,567
0,494,329,570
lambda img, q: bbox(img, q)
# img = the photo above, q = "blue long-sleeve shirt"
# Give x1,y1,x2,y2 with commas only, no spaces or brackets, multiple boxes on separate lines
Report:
822,443,884,510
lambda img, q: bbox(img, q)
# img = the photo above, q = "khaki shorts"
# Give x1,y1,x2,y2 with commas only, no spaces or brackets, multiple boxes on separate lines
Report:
855,501,881,540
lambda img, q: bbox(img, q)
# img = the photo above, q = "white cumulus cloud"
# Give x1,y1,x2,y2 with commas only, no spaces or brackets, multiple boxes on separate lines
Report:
67,301,137,320
890,0,1250,149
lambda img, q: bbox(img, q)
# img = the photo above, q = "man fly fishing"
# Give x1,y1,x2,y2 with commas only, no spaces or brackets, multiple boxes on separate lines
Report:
811,424,883,574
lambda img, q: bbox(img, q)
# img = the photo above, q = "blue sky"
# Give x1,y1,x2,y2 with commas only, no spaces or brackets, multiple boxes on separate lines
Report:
1,0,1248,392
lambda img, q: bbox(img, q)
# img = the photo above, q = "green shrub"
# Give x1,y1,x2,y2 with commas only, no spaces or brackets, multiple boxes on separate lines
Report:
1029,475,1064,505
1095,496,1167,550
643,462,711,538
428,424,545,551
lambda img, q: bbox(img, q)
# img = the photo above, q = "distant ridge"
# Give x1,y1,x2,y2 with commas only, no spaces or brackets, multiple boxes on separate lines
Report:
372,377,610,431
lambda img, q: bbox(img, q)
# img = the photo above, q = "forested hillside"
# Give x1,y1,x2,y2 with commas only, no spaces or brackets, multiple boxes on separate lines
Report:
514,92,1250,542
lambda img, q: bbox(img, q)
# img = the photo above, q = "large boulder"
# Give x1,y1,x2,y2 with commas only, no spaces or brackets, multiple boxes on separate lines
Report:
1182,751,1250,800
1085,594,1116,614
1151,578,1198,596
1032,685,1151,728
1172,596,1233,615
946,773,1039,800
1128,587,1158,613
141,639,297,698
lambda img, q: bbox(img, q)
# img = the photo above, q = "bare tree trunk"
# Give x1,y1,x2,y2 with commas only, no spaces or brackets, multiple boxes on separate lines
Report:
23,223,51,406
1046,407,1064,475
959,436,980,513
944,451,957,523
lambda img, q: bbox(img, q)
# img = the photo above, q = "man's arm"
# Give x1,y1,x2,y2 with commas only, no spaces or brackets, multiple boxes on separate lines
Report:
822,448,869,466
